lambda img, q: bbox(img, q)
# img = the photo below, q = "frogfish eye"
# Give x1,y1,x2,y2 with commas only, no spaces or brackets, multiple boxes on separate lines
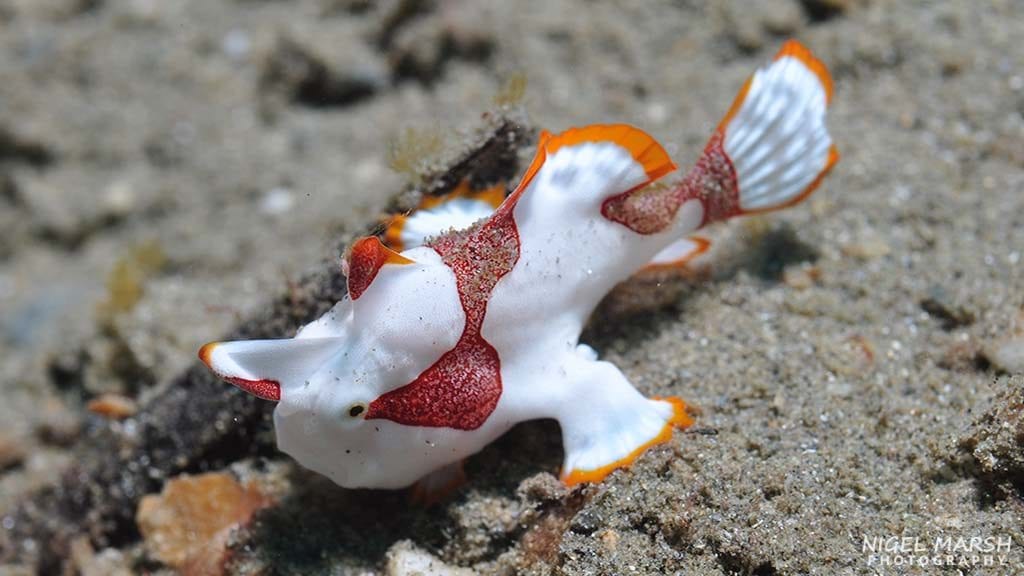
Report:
347,403,367,418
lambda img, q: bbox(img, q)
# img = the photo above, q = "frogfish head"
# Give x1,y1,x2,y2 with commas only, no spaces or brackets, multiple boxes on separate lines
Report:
198,239,467,488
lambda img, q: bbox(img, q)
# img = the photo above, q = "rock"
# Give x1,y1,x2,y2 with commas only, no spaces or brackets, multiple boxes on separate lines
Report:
34,399,82,447
956,375,1024,498
446,495,520,563
0,124,54,167
136,472,272,574
516,472,569,504
841,238,891,260
800,0,855,21
983,336,1024,374
385,540,475,576
783,264,821,290
920,286,976,329
599,528,620,552
761,0,804,35
816,334,874,376
7,0,99,20
388,15,495,84
259,187,295,216
16,169,160,250
0,435,26,472
722,0,805,53
938,339,984,372
260,35,385,108
569,508,603,535
69,537,132,576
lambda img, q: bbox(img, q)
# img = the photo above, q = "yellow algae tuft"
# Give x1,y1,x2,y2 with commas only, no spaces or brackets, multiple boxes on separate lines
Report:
386,125,447,185
492,71,527,107
96,239,167,324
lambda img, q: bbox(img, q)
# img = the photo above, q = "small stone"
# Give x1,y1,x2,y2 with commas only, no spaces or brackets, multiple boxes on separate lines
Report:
983,336,1024,374
86,394,138,420
0,435,26,472
921,287,976,330
730,17,764,53
801,0,854,19
9,0,99,20
35,399,82,447
385,540,475,576
102,180,137,217
599,528,620,551
70,537,133,576
783,264,821,290
939,339,983,372
222,29,251,61
570,508,603,535
516,472,569,504
260,36,384,108
841,238,891,260
387,12,495,83
760,0,804,35
259,187,295,216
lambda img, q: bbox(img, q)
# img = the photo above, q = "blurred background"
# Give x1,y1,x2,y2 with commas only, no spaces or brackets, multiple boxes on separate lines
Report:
0,0,1022,574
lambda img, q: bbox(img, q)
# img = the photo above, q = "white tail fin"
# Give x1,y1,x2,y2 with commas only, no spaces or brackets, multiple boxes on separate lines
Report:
681,40,838,225
720,40,838,214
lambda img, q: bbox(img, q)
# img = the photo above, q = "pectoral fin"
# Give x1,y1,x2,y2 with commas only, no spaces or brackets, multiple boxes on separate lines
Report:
642,236,711,272
551,357,694,485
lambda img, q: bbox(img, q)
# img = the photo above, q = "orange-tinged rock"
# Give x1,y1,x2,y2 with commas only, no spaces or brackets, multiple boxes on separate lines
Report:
86,394,138,419
136,472,271,575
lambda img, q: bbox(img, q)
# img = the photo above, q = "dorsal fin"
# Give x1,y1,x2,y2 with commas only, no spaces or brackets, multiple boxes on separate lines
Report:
774,39,833,104
345,236,414,300
509,124,677,203
383,180,507,251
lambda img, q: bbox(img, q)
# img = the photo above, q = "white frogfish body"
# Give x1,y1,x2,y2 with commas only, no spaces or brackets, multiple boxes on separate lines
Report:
200,40,838,494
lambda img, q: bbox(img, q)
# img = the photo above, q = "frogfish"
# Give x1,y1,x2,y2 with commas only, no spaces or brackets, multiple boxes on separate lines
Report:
199,40,838,497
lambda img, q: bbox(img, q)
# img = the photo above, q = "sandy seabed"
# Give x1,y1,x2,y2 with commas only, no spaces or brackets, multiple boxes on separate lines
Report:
0,0,1022,574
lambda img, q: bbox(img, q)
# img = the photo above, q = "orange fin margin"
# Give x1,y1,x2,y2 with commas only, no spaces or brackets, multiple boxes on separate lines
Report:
511,124,677,202
561,396,694,486
774,39,834,105
718,40,833,132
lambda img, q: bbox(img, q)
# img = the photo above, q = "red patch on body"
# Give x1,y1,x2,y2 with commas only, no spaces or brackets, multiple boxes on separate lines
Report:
682,131,740,224
601,131,739,233
366,198,521,430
